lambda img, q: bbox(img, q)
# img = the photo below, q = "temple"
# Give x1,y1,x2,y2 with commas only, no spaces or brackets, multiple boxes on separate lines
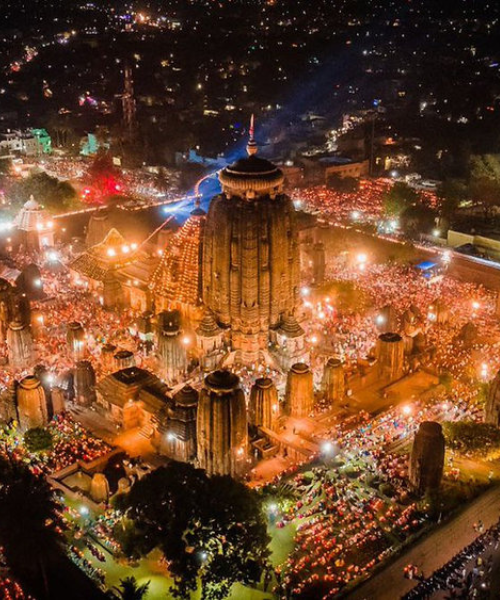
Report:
201,122,301,364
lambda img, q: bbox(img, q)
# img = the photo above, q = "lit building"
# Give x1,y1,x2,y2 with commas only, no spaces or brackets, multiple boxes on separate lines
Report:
150,202,206,319
70,228,157,310
13,196,55,250
202,122,300,364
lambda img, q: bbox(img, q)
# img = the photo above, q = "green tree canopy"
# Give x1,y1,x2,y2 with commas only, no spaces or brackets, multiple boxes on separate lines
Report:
9,172,77,213
115,462,270,600
382,182,419,217
327,175,359,194
436,179,468,219
469,154,500,216
0,455,64,594
442,421,500,454
23,427,53,453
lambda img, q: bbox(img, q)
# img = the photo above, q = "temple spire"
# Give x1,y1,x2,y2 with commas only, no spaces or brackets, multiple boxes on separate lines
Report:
246,114,258,156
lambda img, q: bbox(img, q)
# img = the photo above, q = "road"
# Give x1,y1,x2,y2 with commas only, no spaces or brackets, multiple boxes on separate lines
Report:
347,485,500,600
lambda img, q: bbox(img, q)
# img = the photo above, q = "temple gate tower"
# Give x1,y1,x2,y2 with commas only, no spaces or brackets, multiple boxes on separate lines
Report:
202,117,300,364
197,370,247,477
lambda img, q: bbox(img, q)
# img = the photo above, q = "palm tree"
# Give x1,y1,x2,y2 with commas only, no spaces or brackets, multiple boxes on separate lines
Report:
113,576,150,600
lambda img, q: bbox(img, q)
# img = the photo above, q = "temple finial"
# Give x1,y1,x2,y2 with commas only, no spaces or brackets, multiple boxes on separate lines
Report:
247,114,258,156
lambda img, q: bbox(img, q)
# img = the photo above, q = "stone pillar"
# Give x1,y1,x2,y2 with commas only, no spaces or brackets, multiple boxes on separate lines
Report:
197,370,247,477
249,377,278,430
15,375,48,430
74,360,97,406
322,357,345,405
285,362,314,418
312,242,326,286
114,350,135,370
7,320,33,369
376,332,404,381
409,421,445,495
67,321,86,361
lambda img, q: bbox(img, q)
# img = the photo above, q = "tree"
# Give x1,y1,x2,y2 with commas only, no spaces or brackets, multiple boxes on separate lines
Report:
436,179,468,220
0,455,64,596
469,154,500,217
113,576,149,600
382,182,419,218
23,427,53,452
400,203,436,235
442,421,500,454
9,172,77,213
87,152,121,200
115,462,271,600
327,175,359,194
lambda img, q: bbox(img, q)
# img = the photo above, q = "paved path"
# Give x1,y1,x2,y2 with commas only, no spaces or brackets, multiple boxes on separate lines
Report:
347,485,500,600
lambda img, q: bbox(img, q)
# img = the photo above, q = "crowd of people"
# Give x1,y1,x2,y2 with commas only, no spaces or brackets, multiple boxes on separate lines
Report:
403,519,500,599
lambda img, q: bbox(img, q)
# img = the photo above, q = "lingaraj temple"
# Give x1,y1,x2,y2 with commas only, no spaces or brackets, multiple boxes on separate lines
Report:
55,126,328,477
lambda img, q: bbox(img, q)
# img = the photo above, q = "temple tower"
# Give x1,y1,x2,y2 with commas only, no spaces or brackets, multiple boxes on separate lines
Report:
114,350,135,370
322,357,345,405
409,421,445,495
15,375,49,430
67,321,86,361
249,377,278,430
196,311,225,371
7,320,33,369
285,362,314,418
197,370,248,477
156,310,187,384
156,385,198,462
74,360,97,406
202,119,300,363
376,332,404,381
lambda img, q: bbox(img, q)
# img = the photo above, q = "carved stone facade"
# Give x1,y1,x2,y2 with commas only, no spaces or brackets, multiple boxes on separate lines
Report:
197,370,247,476
376,332,404,381
285,362,314,418
485,370,500,427
322,357,345,405
249,377,278,430
15,375,49,430
202,138,300,364
7,320,33,369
